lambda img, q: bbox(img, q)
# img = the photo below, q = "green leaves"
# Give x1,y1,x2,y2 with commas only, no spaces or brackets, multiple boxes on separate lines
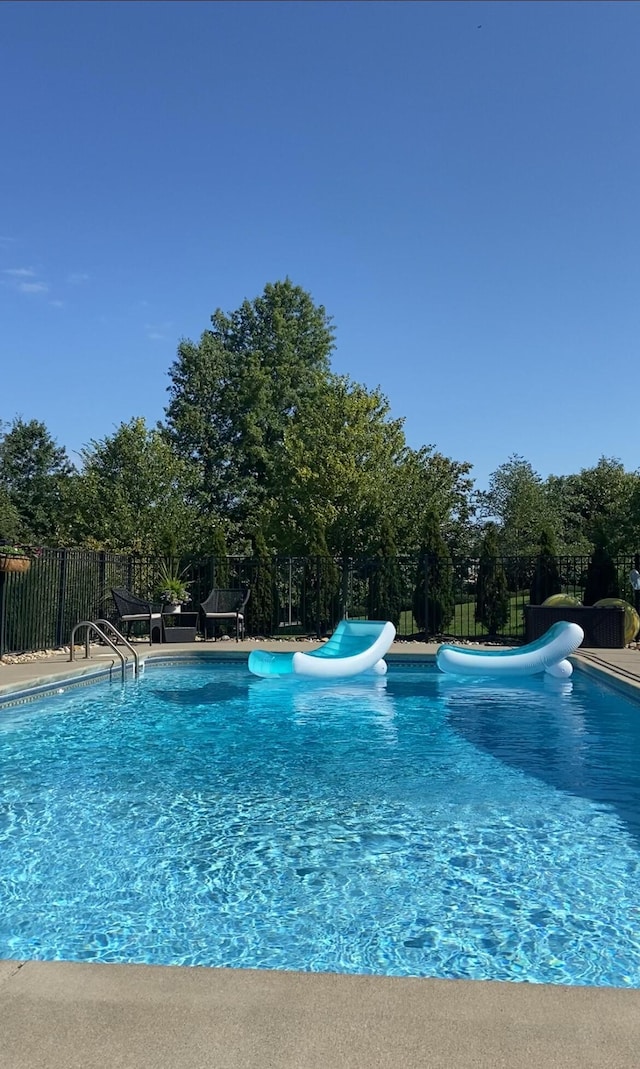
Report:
64,418,198,554
0,418,73,543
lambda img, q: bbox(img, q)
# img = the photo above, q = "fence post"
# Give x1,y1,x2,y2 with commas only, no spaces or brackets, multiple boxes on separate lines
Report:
423,553,430,641
316,554,322,639
55,549,68,648
340,558,347,619
0,571,7,656
98,550,106,618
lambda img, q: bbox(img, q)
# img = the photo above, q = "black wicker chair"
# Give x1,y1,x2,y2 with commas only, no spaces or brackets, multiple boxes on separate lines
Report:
200,587,250,642
111,587,163,645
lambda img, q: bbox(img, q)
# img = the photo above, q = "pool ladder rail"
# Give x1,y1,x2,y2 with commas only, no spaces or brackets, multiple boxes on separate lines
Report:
69,620,140,682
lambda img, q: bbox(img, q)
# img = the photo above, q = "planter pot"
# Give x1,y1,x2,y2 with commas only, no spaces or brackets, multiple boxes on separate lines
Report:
0,555,30,574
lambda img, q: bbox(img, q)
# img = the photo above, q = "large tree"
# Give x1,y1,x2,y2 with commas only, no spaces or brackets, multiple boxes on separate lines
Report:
478,455,560,556
165,279,335,539
0,417,74,544
552,457,640,555
65,417,197,554
277,374,407,556
388,446,474,555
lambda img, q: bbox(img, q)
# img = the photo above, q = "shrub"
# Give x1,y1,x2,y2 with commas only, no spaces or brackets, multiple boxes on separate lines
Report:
367,518,403,627
413,514,454,637
247,530,275,635
583,541,620,604
529,527,562,605
475,524,509,634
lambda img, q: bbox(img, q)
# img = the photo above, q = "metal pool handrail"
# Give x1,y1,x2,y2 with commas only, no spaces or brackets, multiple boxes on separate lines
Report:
69,620,139,682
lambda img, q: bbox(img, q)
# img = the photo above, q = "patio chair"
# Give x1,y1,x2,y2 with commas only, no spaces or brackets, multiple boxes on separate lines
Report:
111,587,163,645
200,586,250,642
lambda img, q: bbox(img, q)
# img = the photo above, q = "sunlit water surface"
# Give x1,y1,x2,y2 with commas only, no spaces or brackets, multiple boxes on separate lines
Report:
1,662,640,986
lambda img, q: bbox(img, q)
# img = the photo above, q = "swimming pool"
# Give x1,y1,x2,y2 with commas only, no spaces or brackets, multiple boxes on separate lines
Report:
1,661,640,985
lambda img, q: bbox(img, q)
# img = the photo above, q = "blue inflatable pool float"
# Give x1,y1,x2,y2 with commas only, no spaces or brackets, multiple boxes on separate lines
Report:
436,621,584,679
248,619,396,679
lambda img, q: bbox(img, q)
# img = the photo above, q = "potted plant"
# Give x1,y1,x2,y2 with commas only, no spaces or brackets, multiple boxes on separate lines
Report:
154,561,192,613
0,544,32,574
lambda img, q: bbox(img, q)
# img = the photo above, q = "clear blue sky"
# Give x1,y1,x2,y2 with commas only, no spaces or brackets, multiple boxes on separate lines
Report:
1,0,638,490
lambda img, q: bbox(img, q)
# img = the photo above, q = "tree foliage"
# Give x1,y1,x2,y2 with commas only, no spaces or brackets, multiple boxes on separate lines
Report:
583,540,620,605
165,279,335,537
0,417,74,543
478,455,558,555
529,527,562,605
279,374,407,556
64,418,197,554
412,513,454,637
475,524,510,634
366,516,403,627
247,529,275,636
302,521,340,635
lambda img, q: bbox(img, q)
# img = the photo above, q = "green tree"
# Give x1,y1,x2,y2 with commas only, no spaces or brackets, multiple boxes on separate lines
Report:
247,529,275,636
0,417,74,543
412,513,454,637
555,458,640,554
165,279,335,538
367,517,403,627
479,455,560,555
302,521,340,636
205,526,230,590
583,540,620,604
389,447,475,556
475,524,510,635
529,527,562,605
278,374,406,556
0,487,22,542
65,417,196,554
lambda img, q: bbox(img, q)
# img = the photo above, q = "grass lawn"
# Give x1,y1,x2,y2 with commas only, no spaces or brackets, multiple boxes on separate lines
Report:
398,594,528,640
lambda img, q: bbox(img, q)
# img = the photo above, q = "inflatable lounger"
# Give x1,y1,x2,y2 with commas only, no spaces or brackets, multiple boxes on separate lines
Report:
436,621,584,679
248,619,396,679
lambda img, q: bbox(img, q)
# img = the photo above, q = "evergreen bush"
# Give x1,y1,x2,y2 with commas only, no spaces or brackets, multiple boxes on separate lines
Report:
529,527,562,605
247,530,275,635
367,518,403,627
475,524,510,634
583,541,620,604
302,524,340,635
412,514,454,637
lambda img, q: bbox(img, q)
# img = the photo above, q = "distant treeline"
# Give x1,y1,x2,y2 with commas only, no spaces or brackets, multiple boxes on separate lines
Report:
3,280,639,566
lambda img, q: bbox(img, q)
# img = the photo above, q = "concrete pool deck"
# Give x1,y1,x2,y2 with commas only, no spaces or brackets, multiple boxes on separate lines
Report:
2,638,640,1067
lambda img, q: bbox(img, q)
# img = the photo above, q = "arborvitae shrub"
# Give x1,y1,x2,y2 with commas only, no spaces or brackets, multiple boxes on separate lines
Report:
529,527,562,605
412,514,454,637
583,542,620,604
247,530,274,635
475,524,510,635
303,524,340,635
367,519,403,627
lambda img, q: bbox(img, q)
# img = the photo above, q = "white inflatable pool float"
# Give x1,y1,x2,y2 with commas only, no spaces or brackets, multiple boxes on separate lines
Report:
436,621,584,679
248,619,396,679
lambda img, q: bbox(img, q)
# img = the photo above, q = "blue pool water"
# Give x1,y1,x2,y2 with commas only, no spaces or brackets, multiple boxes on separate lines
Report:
1,662,640,985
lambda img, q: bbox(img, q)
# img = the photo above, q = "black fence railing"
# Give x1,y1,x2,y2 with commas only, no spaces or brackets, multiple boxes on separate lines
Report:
0,549,636,655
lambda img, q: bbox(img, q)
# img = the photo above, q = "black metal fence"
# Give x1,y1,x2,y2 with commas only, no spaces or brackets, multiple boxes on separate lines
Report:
0,549,636,655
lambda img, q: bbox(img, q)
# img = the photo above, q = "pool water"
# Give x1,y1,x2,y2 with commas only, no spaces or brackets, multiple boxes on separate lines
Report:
1,662,640,985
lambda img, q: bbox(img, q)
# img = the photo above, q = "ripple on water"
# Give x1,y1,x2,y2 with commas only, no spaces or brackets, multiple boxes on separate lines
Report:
0,664,640,985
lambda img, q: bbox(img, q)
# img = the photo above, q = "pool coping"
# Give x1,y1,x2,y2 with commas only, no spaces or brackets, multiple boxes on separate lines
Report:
1,958,640,1069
